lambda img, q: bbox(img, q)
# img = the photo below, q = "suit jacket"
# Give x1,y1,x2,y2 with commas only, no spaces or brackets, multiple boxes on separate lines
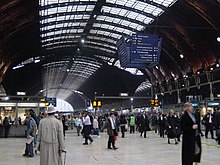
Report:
101,118,118,136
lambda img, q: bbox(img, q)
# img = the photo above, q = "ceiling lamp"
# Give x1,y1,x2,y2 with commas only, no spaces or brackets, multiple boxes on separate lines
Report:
216,64,220,68
217,37,220,42
81,39,85,43
180,54,184,59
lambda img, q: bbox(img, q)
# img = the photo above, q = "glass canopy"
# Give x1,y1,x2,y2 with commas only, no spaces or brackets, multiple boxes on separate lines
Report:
39,0,177,55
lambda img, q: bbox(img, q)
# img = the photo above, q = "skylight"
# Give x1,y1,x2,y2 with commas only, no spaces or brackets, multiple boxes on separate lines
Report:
39,0,177,53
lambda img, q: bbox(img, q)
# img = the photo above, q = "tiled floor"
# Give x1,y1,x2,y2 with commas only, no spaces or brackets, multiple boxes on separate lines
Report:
0,130,219,165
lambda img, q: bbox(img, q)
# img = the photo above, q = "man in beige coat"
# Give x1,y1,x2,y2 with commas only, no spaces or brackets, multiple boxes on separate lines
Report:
37,106,65,165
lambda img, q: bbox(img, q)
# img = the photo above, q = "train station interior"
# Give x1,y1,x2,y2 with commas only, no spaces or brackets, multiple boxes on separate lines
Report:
0,0,220,165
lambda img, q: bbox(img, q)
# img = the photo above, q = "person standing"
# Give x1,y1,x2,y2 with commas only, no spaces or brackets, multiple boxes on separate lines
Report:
181,102,201,165
82,111,93,145
139,112,150,138
166,110,178,144
129,114,135,134
214,107,220,144
23,110,37,157
3,117,10,138
119,114,127,138
203,110,215,139
158,113,166,138
101,113,118,150
93,116,100,137
37,106,65,165
75,115,83,136
175,112,182,142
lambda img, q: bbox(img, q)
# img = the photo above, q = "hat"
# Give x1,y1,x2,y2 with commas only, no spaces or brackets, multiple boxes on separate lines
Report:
46,106,57,114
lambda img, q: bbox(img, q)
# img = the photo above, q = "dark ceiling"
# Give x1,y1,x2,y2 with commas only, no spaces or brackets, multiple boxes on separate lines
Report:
0,0,220,109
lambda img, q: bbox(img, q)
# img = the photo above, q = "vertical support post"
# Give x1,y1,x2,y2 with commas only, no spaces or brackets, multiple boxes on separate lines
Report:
206,72,214,101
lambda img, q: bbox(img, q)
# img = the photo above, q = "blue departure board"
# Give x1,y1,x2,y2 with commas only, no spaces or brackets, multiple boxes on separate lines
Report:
130,34,161,63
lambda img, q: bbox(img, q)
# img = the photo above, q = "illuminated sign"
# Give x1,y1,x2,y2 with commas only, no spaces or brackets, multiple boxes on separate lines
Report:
93,100,102,107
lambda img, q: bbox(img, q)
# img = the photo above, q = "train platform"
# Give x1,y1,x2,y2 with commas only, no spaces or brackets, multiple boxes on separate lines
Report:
0,130,219,165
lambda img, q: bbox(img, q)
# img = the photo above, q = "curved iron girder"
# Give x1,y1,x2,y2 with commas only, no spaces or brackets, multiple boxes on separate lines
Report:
40,11,92,20
92,20,136,32
86,38,116,48
41,32,117,47
102,12,147,27
43,42,115,58
166,1,217,69
104,2,157,20
42,38,116,52
40,19,88,28
40,1,96,10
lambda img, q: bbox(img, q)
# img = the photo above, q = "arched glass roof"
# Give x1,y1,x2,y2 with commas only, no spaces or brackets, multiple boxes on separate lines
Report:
39,0,177,56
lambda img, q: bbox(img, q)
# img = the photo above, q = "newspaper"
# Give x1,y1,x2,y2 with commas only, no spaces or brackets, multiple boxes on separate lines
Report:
26,136,34,144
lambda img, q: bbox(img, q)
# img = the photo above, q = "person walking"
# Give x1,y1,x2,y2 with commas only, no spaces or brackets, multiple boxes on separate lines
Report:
37,106,65,165
101,113,118,150
82,111,93,145
139,112,150,138
181,102,201,165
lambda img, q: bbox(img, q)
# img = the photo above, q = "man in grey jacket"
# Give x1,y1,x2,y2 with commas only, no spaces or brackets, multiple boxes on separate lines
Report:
37,106,65,165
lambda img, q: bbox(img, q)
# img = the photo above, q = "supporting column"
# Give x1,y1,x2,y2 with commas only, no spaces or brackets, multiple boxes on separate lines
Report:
206,72,214,101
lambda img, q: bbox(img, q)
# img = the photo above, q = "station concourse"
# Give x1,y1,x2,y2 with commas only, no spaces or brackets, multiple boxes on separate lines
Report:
0,130,220,165
0,0,220,165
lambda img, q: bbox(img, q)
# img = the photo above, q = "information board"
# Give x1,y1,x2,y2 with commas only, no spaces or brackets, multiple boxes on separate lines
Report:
130,34,161,64
117,33,162,68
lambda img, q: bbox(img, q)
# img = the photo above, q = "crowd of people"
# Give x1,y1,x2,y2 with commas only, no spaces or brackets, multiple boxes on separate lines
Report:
19,104,220,165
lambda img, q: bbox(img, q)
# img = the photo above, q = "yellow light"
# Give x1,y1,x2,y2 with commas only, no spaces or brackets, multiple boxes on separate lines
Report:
98,101,102,107
93,101,97,107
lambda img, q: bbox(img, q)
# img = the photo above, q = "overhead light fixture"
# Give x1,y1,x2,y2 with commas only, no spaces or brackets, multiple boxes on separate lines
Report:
17,92,26,96
197,71,200,74
67,69,70,72
13,65,24,70
81,39,85,43
210,67,214,71
216,63,220,68
34,59,40,63
155,66,159,69
180,54,184,59
217,36,220,42
77,48,80,51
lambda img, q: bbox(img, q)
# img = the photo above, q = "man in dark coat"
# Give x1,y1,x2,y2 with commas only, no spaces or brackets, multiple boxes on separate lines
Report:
214,107,220,144
101,113,118,150
181,103,201,165
203,110,215,139
158,113,166,138
139,112,150,138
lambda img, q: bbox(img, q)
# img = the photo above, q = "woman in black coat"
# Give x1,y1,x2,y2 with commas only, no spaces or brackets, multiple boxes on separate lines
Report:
166,110,178,144
181,103,201,165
